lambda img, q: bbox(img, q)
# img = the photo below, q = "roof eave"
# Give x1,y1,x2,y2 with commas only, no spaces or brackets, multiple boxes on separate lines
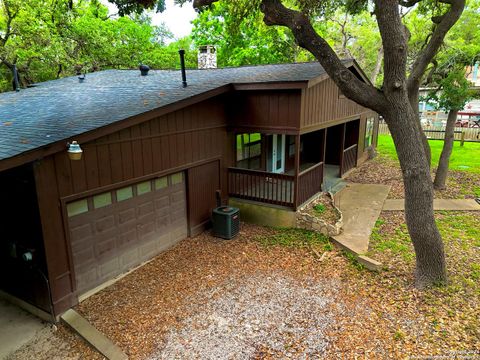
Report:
233,81,308,91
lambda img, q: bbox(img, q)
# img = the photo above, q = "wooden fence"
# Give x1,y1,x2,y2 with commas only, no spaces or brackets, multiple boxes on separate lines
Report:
378,123,480,142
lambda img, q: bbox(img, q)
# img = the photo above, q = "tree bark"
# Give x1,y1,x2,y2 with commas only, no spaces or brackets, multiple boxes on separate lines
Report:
409,85,432,168
434,109,458,190
385,106,447,287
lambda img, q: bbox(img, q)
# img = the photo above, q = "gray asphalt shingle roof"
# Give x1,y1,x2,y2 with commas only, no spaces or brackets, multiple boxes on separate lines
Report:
0,62,331,162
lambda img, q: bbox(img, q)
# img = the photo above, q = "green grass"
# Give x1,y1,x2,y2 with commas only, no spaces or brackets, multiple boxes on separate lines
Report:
370,212,480,286
370,220,415,262
313,204,326,215
377,134,480,174
255,228,332,251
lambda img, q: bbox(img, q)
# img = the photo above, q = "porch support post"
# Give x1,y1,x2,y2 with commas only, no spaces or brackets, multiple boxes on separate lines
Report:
322,129,327,164
339,123,346,177
293,134,301,210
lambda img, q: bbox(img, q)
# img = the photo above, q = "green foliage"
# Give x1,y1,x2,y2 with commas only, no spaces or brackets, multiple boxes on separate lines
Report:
313,204,326,214
426,70,477,112
322,9,381,83
377,135,480,174
437,0,480,71
0,0,183,92
191,1,309,67
108,0,165,16
343,251,365,270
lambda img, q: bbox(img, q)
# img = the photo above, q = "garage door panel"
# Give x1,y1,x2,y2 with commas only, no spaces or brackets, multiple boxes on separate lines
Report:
98,257,120,280
73,247,96,266
154,195,170,209
156,233,171,251
120,248,140,270
95,236,117,258
68,172,187,296
117,228,137,248
118,208,136,225
76,267,98,294
139,239,157,260
156,214,170,231
70,223,93,242
95,215,116,233
137,200,155,218
170,190,185,203
171,208,186,220
138,220,156,238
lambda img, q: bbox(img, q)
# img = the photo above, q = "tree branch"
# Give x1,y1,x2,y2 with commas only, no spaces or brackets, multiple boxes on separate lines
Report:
259,0,387,112
399,0,423,7
407,0,465,101
373,0,409,95
0,0,19,47
193,0,217,8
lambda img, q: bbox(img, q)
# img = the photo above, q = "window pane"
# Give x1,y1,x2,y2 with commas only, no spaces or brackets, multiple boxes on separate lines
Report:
236,133,262,169
170,172,183,185
137,181,152,195
67,199,88,217
93,193,112,209
364,118,374,149
155,177,168,190
116,187,133,202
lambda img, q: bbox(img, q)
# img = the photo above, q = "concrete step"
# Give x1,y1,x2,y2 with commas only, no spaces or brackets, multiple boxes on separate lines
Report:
61,309,128,360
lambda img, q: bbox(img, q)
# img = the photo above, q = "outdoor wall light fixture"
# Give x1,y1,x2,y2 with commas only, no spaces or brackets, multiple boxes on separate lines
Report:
67,141,83,161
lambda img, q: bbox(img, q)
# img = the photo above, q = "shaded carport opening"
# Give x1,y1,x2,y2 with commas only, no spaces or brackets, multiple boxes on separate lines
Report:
0,164,52,315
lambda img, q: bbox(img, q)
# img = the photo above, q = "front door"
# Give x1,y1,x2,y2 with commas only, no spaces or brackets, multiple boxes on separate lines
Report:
271,134,286,173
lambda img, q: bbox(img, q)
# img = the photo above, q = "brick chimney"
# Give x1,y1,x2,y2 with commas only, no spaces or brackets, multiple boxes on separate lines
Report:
198,45,217,69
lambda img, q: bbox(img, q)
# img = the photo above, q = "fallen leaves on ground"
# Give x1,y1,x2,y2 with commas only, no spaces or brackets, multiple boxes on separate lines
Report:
25,220,474,359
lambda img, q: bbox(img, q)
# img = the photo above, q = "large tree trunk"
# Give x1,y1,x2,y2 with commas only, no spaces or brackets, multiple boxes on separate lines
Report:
409,87,432,168
434,109,458,190
385,106,447,287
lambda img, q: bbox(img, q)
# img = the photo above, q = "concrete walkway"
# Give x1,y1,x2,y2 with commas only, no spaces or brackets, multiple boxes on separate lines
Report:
332,183,391,255
383,198,480,211
0,298,47,359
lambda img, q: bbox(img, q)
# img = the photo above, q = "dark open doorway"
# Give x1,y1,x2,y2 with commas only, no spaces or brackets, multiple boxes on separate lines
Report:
323,123,344,190
323,119,360,191
0,164,51,314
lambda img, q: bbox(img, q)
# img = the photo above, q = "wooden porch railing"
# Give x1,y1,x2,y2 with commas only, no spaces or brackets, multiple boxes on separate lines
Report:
340,144,358,177
228,168,295,207
297,162,324,207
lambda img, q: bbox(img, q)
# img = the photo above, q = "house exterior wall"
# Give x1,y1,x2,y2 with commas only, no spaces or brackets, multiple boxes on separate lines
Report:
228,90,302,133
27,77,378,317
300,78,369,131
300,78,378,165
33,96,232,315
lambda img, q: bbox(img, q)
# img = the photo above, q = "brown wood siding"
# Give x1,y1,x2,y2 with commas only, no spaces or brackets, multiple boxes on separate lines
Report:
46,97,228,199
34,158,77,315
301,78,369,129
228,90,302,133
187,160,221,236
33,96,230,315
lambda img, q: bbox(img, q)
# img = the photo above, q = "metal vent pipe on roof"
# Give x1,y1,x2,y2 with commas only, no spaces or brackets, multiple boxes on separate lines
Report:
179,49,187,88
12,65,20,92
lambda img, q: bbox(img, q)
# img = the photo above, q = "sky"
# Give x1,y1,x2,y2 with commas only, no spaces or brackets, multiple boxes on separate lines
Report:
101,0,198,40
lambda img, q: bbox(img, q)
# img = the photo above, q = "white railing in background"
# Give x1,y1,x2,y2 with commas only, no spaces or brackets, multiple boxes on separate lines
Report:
378,123,480,142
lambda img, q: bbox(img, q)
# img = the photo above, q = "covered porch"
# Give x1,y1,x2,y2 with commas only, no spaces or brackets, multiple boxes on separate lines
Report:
228,121,360,210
